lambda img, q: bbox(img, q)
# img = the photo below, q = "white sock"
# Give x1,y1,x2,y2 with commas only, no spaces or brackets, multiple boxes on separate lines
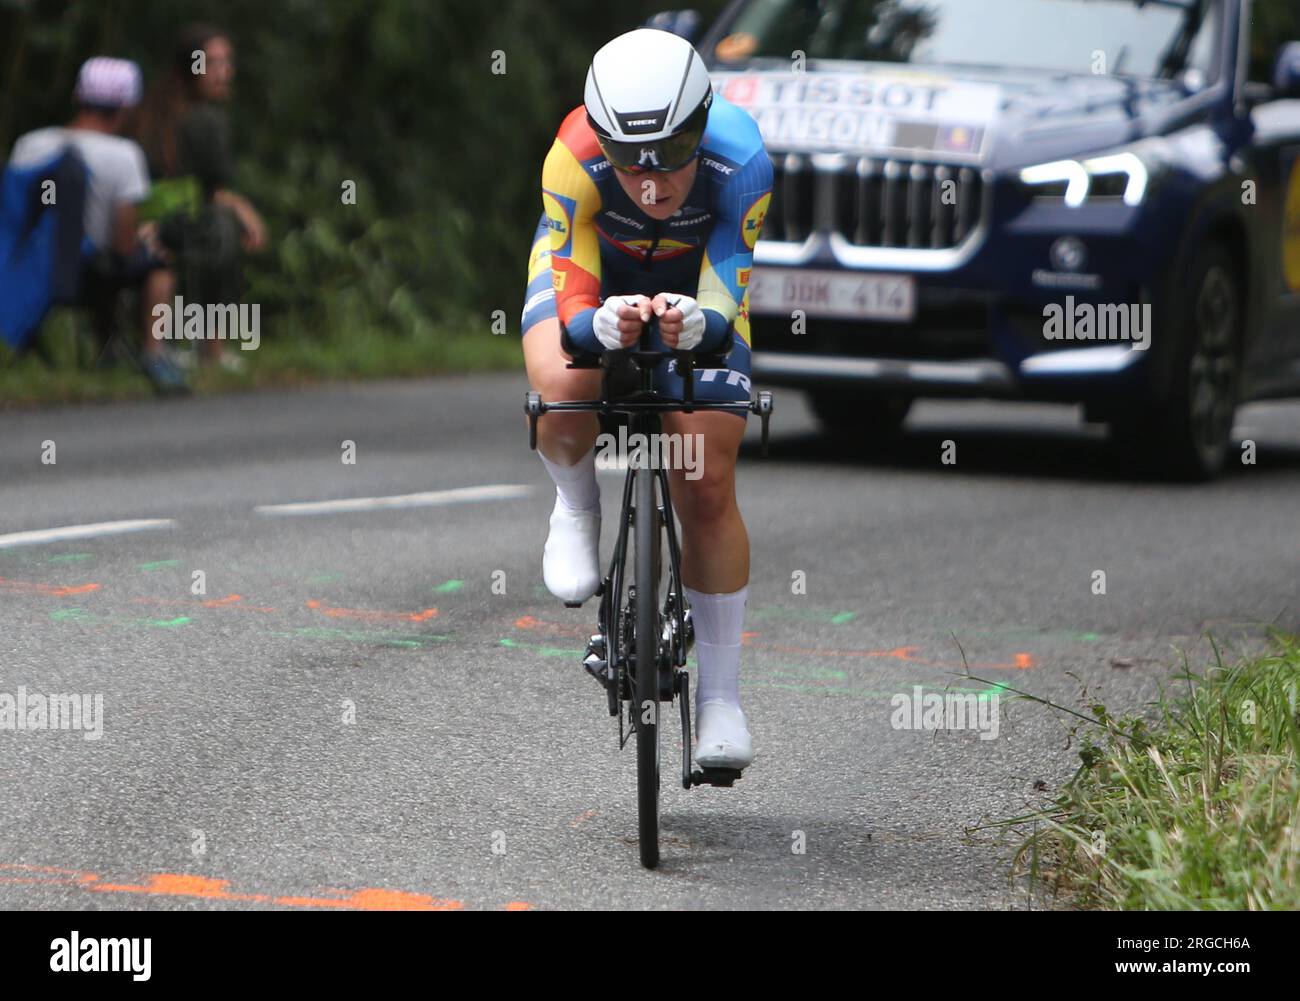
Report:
685,584,747,709
540,447,600,514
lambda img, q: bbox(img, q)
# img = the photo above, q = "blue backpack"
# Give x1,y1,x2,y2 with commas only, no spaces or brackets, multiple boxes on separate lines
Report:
0,148,91,353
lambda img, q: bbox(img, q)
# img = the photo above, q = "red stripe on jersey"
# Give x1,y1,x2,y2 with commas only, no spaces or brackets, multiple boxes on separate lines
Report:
556,106,604,163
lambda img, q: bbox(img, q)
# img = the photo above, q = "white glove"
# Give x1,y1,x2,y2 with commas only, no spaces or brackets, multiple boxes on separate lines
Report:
593,296,645,351
658,294,707,351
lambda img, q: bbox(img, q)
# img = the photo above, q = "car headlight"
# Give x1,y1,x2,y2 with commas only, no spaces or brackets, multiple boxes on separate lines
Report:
1019,150,1151,207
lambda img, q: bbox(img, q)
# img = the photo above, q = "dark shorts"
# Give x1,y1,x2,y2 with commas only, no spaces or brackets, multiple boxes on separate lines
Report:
520,212,753,412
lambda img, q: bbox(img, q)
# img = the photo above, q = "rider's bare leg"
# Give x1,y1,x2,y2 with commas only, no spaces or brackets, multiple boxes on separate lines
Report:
523,317,601,465
662,410,748,592
663,409,753,768
524,316,604,602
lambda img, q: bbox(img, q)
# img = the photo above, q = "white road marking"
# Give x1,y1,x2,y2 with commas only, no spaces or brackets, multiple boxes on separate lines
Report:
0,519,176,549
254,484,534,517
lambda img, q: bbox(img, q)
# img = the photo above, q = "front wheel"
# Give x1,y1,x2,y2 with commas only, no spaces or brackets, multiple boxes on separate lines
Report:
633,461,662,869
1109,244,1242,480
811,391,912,439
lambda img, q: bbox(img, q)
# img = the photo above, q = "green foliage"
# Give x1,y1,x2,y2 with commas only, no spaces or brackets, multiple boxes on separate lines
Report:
0,0,730,343
1007,636,1300,910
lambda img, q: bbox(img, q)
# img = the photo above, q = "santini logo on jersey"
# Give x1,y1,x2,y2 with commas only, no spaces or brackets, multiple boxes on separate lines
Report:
603,210,645,230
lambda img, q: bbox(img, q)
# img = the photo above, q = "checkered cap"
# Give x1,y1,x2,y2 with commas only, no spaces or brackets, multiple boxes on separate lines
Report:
74,57,143,109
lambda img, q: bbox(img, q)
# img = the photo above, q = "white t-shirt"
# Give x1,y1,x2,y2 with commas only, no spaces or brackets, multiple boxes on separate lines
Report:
8,127,150,251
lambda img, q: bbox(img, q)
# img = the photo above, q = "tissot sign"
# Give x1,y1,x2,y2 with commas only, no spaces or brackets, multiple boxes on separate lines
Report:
712,69,1000,161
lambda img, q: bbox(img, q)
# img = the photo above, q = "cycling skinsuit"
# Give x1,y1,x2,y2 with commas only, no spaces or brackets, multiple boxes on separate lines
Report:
521,92,773,416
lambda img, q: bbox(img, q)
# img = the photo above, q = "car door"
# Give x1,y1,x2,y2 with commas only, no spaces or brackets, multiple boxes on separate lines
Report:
1246,1,1300,381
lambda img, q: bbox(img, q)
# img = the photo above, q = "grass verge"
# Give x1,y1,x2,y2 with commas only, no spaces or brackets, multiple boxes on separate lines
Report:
992,635,1300,909
0,311,522,407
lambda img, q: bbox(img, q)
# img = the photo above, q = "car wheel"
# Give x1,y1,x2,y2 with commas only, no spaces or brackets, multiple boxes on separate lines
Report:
1111,243,1242,480
811,391,912,438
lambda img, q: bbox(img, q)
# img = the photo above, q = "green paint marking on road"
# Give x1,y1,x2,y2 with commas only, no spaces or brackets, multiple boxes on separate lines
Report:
765,666,848,682
744,680,858,697
499,637,583,659
946,625,1100,643
743,673,997,701
147,616,192,628
49,553,93,563
50,608,191,629
748,605,859,625
434,580,465,594
138,560,180,571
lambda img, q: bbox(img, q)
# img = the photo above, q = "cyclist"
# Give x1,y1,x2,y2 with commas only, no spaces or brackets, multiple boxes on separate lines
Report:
521,28,772,771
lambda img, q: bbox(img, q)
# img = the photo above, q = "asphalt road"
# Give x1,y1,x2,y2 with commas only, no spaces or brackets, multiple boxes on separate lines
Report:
1,375,1297,910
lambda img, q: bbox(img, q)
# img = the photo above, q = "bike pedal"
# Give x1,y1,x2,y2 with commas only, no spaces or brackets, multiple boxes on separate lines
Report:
690,767,743,788
583,659,611,689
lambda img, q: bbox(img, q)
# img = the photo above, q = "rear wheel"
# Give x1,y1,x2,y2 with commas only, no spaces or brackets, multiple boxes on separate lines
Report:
1110,244,1242,480
633,456,661,869
812,391,912,438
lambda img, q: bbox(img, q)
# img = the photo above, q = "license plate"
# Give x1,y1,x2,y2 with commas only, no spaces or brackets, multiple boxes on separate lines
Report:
747,269,916,322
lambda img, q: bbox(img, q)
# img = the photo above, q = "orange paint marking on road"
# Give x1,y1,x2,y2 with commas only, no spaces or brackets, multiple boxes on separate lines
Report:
742,634,925,662
516,620,1037,671
515,615,589,638
134,594,278,613
307,599,439,622
570,809,599,828
92,873,271,904
0,577,101,597
741,633,1037,671
1,862,527,910
0,863,99,887
273,887,463,911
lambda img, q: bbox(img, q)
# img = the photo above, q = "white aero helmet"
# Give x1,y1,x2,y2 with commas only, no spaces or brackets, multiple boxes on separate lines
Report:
584,28,713,173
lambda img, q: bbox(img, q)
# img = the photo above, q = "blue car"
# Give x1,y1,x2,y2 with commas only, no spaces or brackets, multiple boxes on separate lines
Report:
654,0,1300,477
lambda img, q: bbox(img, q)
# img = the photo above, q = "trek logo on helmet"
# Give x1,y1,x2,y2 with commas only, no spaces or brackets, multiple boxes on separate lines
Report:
617,109,669,135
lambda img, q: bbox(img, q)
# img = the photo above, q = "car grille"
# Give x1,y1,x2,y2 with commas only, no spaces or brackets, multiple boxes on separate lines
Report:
763,154,986,249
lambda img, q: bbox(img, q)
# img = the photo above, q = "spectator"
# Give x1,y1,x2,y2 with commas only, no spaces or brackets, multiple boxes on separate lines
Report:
7,56,187,392
134,24,265,373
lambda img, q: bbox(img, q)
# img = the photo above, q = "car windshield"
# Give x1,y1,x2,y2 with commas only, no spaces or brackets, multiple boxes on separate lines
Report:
710,0,1221,81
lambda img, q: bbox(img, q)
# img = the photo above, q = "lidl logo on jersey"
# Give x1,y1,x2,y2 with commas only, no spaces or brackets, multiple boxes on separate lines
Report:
742,193,771,250
542,189,575,257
